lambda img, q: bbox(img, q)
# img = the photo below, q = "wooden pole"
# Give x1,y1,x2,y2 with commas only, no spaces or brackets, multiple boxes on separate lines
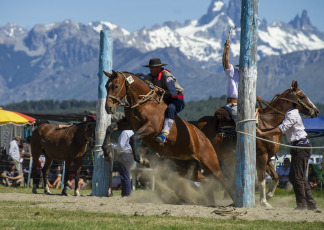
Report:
234,0,259,208
92,30,113,196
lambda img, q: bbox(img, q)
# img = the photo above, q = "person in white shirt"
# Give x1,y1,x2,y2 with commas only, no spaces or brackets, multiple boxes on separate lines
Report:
222,39,239,123
257,93,317,210
9,136,23,172
117,130,135,197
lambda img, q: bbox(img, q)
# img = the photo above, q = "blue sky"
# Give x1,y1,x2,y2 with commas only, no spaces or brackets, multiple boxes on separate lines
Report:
1,0,323,32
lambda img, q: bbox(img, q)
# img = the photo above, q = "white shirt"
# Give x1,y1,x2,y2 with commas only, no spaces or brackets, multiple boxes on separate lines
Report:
278,108,307,143
9,140,21,162
117,130,134,153
224,64,239,99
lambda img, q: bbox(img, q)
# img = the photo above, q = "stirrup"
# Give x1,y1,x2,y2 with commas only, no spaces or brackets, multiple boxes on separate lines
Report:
156,134,167,144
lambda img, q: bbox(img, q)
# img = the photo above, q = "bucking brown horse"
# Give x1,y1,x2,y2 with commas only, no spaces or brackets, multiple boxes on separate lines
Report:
195,81,319,208
102,71,234,204
31,121,96,196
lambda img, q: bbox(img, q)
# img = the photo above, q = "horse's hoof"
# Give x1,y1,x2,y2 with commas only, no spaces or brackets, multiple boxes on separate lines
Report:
32,189,37,194
260,201,273,209
266,194,273,200
62,191,68,196
141,158,150,168
45,191,51,195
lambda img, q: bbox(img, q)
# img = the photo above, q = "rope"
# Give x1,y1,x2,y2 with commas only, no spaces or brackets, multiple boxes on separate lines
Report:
235,119,324,149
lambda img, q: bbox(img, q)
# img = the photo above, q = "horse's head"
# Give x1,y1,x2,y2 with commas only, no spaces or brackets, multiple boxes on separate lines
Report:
104,70,128,114
281,80,319,118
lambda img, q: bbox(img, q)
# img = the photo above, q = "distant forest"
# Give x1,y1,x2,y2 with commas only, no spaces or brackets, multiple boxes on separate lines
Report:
3,95,324,121
2,97,324,155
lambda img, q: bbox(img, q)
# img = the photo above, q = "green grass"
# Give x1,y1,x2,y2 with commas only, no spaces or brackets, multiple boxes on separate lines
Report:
0,200,323,230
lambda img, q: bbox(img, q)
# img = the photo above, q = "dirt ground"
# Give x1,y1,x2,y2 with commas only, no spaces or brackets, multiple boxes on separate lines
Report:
0,191,323,223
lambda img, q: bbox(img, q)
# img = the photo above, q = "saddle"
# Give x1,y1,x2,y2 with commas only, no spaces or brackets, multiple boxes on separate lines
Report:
213,107,236,137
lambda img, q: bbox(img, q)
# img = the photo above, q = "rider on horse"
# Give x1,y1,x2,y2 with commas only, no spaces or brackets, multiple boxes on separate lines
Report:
143,58,185,144
222,39,239,124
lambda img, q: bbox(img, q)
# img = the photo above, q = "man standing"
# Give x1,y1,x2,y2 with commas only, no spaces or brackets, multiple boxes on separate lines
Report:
143,58,185,144
1,161,23,187
222,39,239,123
117,129,135,197
257,94,317,210
9,136,23,172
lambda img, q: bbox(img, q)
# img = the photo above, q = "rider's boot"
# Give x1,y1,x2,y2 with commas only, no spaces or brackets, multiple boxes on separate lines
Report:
156,129,169,144
156,118,174,144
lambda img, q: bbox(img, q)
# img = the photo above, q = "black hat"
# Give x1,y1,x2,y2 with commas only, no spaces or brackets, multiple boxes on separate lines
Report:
143,58,167,68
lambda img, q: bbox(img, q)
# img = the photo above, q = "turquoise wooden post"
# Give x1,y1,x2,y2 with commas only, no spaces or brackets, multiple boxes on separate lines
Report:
234,0,259,208
92,30,113,196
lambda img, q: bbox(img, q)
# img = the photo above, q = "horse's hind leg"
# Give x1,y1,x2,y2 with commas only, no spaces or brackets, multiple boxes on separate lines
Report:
200,152,234,203
265,160,279,200
42,157,53,194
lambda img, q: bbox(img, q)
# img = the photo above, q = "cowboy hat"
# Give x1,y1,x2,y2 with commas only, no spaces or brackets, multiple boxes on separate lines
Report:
143,58,167,68
281,93,299,105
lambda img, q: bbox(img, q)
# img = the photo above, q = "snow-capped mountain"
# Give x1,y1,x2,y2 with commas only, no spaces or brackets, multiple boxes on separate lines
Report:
1,0,324,105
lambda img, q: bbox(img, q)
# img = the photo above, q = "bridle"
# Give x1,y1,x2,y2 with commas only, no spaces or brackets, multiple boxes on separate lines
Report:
257,88,316,118
107,72,131,107
107,72,164,109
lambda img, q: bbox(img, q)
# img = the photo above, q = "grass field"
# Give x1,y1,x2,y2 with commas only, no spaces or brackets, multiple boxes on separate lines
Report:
0,186,323,229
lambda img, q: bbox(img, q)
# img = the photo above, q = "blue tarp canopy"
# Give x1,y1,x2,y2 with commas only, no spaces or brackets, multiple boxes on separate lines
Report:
302,115,324,133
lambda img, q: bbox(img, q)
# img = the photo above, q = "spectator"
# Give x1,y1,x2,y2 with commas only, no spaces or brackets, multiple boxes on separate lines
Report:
277,158,291,189
9,136,23,172
117,129,135,197
66,163,87,190
20,139,31,156
47,165,62,189
308,164,320,189
20,139,32,186
1,161,23,187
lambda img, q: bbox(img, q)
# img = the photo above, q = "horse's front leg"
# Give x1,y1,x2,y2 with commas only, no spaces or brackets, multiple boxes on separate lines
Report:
73,158,83,196
129,125,155,168
256,161,273,208
102,123,118,161
266,161,279,200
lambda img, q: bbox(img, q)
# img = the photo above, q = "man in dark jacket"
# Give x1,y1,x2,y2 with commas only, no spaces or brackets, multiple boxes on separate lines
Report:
144,58,185,144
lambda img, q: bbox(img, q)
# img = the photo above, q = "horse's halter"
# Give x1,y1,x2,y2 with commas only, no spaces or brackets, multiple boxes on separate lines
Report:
107,72,131,107
257,88,316,118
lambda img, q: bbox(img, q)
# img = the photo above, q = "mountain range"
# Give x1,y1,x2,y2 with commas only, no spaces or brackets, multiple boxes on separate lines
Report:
1,0,324,106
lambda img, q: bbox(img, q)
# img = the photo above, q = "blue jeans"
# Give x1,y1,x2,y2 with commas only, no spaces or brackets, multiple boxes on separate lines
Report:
224,103,238,123
165,98,185,119
118,153,134,197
